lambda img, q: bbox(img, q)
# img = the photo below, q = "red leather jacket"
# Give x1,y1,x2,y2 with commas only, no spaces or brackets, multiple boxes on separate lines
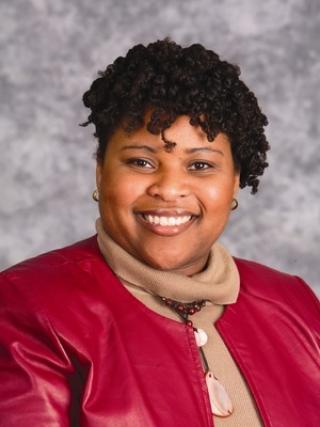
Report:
0,237,319,427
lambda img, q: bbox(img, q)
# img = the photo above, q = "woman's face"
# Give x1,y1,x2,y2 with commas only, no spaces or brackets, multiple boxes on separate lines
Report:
96,115,239,276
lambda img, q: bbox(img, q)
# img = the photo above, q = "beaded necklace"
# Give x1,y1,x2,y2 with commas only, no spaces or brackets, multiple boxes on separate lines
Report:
160,296,233,418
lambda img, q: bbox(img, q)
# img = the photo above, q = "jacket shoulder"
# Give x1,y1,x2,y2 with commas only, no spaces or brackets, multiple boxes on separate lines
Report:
235,257,297,285
0,236,110,309
234,257,320,316
1,235,100,276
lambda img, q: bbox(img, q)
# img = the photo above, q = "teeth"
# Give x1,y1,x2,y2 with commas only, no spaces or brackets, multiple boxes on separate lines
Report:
160,217,167,226
143,215,192,226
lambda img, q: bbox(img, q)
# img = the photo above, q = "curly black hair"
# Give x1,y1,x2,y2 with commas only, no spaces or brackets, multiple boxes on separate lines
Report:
81,38,269,193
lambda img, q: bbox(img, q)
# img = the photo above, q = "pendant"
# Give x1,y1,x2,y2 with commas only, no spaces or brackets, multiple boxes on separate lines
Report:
194,328,208,347
205,371,233,417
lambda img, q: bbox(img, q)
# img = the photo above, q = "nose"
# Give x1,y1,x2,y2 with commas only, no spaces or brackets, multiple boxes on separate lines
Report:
146,169,191,201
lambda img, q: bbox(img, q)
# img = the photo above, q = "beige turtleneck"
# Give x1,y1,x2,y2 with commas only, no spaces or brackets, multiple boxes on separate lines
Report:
96,218,262,426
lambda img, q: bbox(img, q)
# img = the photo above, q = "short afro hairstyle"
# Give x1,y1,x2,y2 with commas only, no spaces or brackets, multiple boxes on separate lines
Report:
81,38,269,193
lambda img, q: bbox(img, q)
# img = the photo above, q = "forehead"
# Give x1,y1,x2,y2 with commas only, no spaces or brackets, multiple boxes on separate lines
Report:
108,115,231,154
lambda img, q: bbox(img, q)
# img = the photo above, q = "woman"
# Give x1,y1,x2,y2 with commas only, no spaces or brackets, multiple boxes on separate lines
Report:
0,39,319,427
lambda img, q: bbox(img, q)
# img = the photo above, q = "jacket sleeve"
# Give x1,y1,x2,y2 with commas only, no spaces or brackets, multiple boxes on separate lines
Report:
0,273,76,427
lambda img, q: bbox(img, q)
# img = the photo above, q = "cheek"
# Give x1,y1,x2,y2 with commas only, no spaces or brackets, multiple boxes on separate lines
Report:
202,183,234,210
100,174,145,209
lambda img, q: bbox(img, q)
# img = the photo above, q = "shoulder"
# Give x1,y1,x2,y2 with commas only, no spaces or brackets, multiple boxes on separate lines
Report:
2,235,101,274
1,235,101,277
235,256,298,285
0,236,111,309
234,257,320,318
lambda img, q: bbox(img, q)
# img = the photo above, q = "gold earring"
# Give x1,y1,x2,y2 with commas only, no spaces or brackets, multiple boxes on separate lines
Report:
231,198,238,211
92,189,99,202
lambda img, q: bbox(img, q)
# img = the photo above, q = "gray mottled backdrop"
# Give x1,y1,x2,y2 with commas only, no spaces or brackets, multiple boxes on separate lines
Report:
1,0,319,293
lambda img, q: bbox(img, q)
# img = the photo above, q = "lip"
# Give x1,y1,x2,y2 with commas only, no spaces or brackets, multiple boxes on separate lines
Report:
135,212,198,236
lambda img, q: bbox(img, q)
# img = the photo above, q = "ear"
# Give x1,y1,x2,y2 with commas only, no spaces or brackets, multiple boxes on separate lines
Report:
233,171,240,199
96,161,103,193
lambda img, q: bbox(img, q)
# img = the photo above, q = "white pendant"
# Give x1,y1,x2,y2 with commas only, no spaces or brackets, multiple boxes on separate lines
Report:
194,328,208,347
205,371,233,417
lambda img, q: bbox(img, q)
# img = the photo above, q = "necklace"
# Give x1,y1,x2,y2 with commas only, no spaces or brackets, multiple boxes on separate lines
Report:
160,296,233,418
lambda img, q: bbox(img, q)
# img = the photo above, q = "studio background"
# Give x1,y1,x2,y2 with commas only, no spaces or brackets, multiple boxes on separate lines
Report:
1,0,319,293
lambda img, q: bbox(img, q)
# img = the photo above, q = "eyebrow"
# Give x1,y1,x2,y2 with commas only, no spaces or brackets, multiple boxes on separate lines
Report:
121,145,156,153
120,144,224,156
186,147,224,156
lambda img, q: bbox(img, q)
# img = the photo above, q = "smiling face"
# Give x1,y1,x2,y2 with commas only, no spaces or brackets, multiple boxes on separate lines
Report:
96,115,239,276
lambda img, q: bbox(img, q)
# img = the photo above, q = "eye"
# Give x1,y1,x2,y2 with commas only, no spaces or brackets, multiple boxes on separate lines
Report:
126,158,154,169
189,161,213,171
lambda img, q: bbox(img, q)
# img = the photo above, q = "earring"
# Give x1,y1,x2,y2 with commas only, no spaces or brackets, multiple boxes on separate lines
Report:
92,189,99,202
231,198,238,211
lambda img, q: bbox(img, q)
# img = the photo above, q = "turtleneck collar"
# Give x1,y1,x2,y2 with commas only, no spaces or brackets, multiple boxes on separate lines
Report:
96,218,240,305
